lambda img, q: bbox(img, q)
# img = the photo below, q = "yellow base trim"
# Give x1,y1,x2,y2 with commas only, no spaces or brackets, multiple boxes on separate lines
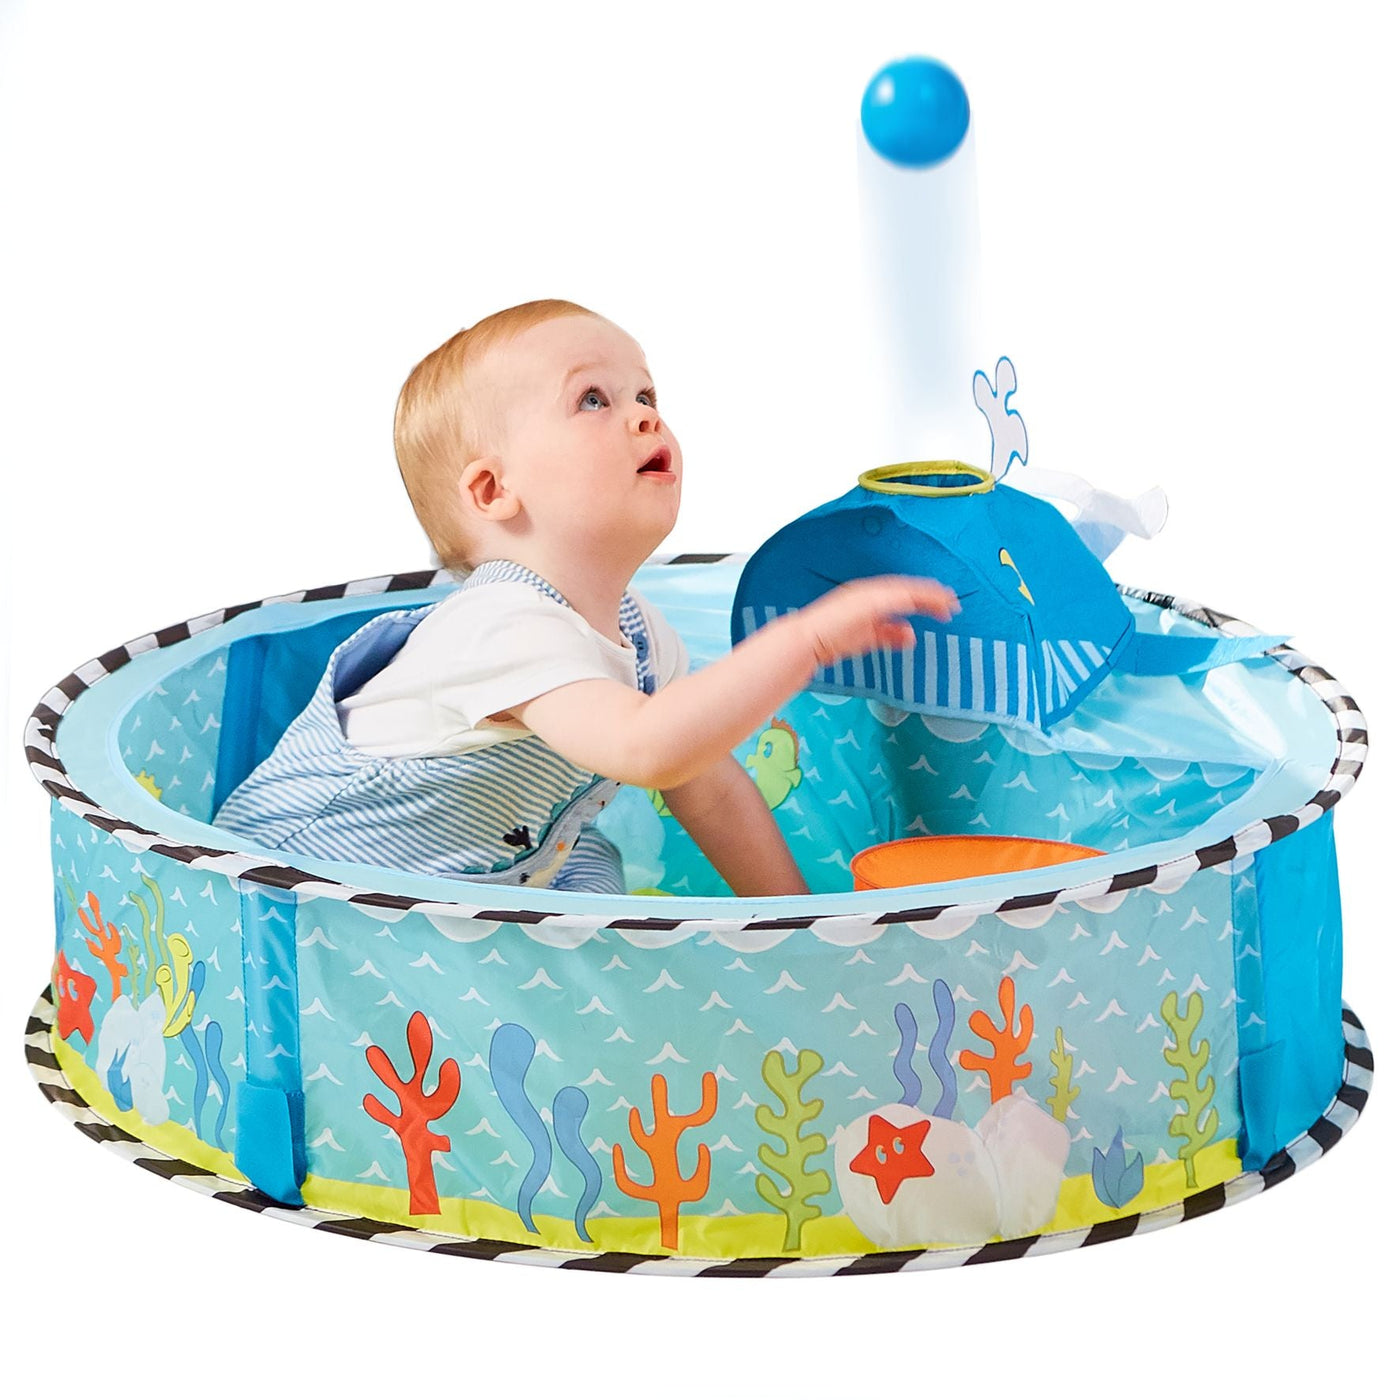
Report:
302,1173,884,1257
304,1137,1244,1260
1047,1137,1242,1233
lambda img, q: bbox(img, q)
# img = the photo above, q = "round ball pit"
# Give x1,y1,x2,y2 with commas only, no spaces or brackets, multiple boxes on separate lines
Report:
27,555,1371,1275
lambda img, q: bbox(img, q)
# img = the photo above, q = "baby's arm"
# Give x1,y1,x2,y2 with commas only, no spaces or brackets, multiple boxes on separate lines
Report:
659,756,809,897
510,575,959,791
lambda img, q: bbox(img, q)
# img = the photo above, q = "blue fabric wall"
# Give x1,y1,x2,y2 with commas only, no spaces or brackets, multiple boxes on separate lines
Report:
1236,810,1344,1169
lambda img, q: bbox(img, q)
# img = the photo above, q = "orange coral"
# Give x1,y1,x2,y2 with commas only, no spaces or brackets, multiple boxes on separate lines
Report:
613,1071,718,1251
364,1011,461,1215
77,891,129,1001
959,975,1033,1102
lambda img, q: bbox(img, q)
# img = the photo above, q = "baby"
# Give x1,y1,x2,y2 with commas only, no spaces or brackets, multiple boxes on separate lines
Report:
215,300,958,896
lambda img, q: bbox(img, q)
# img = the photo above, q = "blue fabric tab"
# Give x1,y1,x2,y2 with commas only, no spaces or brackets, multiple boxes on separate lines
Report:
233,882,306,1202
235,1084,306,1205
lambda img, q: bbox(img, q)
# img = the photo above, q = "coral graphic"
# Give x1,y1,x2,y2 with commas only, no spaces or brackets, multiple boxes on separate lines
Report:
613,1071,718,1251
1045,1025,1079,1124
959,975,1033,1102
892,1003,922,1107
76,892,129,1001
744,718,803,809
133,770,163,799
488,1023,555,1235
154,934,197,1037
1161,990,1218,1189
754,1048,830,1251
927,979,958,1118
364,1010,461,1215
94,873,227,1142
1092,1127,1145,1210
849,1114,936,1204
53,951,97,1044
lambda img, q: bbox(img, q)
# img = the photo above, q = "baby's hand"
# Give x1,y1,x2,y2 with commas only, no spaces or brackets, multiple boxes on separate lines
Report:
797,575,960,670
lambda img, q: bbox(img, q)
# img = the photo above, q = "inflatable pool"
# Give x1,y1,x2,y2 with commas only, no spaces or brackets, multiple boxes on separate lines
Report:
25,535,1371,1275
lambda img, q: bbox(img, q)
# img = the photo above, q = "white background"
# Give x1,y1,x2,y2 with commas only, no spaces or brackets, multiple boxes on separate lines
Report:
2,2,1395,1393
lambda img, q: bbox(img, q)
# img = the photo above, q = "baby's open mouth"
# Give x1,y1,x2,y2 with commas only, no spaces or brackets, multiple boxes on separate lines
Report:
637,447,673,474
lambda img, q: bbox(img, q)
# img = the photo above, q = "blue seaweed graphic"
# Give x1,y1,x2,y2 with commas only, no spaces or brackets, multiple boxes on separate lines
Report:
489,1022,552,1234
1092,1127,1145,1210
204,1020,230,1150
927,979,958,1118
892,1002,923,1107
180,1024,209,1137
551,1085,601,1243
180,962,210,1138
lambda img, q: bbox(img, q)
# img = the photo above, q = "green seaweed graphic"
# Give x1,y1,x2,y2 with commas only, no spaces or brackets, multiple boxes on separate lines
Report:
754,1048,830,1251
1161,990,1219,1189
1045,1025,1080,1124
126,874,197,1035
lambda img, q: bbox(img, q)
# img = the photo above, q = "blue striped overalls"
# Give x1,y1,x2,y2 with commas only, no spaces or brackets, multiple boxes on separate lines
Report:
214,559,657,892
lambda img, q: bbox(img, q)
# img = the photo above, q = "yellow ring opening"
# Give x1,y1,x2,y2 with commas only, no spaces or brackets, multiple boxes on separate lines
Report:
858,460,994,498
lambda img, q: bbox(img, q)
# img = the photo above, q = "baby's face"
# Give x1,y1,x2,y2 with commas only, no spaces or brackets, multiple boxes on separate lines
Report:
482,315,682,557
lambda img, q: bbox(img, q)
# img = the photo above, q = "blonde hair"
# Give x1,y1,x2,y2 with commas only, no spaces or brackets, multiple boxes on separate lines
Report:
393,298,599,571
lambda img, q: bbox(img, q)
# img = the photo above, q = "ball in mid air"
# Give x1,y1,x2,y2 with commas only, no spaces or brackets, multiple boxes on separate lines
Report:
861,57,970,168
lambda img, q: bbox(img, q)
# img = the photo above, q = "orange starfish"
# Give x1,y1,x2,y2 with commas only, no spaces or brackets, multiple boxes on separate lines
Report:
850,1114,935,1204
53,950,97,1044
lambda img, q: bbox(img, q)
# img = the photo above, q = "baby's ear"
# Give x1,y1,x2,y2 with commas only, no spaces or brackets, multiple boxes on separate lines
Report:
458,455,518,520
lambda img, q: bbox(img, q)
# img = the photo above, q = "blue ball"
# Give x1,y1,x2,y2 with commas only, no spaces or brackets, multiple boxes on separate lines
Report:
861,57,970,168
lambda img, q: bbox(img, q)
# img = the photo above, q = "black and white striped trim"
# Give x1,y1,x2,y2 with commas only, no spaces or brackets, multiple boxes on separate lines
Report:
23,561,1368,939
26,988,1373,1276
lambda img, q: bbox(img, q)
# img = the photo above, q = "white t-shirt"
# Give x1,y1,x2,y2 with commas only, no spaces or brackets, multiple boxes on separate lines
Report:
337,580,690,759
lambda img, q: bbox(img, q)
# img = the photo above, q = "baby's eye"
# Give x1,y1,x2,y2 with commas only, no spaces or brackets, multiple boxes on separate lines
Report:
578,388,608,411
637,389,657,409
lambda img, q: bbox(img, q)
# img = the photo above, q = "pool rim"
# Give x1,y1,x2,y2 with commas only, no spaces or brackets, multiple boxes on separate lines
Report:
22,556,1369,932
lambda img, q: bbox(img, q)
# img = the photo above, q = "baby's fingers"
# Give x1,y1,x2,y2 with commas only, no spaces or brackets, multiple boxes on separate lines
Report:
867,574,961,622
873,619,918,649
